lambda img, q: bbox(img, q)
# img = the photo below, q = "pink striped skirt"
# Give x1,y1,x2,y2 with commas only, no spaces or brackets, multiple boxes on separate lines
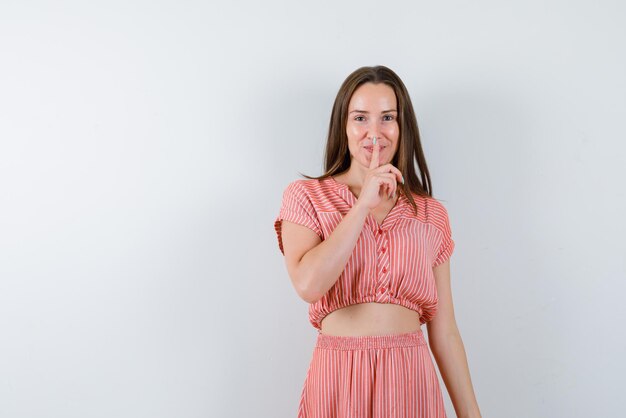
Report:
297,328,447,418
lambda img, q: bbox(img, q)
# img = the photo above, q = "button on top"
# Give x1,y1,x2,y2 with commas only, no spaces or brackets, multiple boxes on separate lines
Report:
382,267,388,273
378,228,383,235
381,247,386,253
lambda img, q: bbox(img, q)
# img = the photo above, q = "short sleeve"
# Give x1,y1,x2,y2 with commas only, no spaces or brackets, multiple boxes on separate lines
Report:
274,181,323,255
432,202,455,267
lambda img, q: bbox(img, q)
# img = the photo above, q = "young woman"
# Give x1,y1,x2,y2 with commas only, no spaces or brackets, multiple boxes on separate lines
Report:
274,66,481,418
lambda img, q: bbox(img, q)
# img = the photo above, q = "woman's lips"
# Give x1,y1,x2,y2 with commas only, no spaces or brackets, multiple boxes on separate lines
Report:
364,146,386,152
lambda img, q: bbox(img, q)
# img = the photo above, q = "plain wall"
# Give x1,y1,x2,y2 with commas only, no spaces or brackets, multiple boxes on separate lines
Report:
1,1,624,417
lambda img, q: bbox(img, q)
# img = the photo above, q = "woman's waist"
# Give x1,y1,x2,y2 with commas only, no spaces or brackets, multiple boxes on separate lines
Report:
319,302,421,336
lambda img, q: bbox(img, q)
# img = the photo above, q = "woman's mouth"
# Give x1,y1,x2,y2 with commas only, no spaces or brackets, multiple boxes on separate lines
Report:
364,146,386,152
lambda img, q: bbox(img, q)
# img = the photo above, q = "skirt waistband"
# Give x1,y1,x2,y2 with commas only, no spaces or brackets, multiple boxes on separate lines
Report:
315,328,426,350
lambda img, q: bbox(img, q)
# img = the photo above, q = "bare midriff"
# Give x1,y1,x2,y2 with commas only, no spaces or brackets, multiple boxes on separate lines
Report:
319,302,421,336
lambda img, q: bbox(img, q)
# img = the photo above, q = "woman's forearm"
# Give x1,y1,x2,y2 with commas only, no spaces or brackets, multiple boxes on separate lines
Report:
298,202,370,303
429,329,482,418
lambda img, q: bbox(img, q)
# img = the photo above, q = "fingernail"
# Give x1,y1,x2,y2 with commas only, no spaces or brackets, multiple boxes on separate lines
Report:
401,175,405,184
373,136,377,145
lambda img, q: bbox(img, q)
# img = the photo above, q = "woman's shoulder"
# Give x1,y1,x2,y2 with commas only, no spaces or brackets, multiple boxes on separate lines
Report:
405,191,452,224
287,177,334,194
280,177,336,204
287,177,321,187
283,177,327,193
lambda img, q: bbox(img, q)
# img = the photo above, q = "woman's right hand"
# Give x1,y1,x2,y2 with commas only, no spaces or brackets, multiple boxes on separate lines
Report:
356,139,404,211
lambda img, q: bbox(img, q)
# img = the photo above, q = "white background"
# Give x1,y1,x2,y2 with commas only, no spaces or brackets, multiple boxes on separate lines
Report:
1,1,625,417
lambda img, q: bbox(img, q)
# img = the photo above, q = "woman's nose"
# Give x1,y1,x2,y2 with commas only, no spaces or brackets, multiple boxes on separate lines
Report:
368,121,382,139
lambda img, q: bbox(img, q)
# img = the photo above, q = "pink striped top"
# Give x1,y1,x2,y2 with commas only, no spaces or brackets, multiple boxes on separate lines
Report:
274,176,455,332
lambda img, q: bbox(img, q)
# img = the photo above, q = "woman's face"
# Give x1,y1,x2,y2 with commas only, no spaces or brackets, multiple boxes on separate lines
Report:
345,82,400,168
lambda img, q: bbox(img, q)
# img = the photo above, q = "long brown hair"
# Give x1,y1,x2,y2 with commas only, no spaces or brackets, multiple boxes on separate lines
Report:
300,65,435,216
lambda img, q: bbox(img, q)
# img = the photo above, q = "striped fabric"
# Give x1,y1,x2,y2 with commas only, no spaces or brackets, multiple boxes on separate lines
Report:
298,328,447,417
274,176,455,332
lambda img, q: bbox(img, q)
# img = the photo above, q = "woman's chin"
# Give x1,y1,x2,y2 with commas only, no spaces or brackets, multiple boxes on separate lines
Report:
361,157,386,167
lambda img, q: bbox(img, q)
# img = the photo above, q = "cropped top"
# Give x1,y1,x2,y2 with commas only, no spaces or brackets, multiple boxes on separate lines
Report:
274,176,455,332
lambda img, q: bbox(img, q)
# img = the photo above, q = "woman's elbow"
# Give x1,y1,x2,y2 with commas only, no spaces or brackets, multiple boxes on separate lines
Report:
291,265,326,304
296,274,323,304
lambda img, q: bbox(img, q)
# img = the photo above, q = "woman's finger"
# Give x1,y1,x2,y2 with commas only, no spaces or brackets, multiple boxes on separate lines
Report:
375,173,398,198
369,138,380,170
374,163,404,185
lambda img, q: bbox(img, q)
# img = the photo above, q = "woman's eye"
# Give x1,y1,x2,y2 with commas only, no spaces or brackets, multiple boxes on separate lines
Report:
354,116,365,121
383,115,395,121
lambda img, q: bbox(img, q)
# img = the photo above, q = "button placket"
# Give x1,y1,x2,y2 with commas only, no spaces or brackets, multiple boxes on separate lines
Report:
330,179,410,303
375,227,391,298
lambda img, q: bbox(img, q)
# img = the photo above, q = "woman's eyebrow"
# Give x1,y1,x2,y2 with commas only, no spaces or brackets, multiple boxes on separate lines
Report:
348,109,398,114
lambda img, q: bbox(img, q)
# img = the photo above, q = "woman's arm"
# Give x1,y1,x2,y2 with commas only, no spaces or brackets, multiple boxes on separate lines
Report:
280,201,370,303
427,259,482,418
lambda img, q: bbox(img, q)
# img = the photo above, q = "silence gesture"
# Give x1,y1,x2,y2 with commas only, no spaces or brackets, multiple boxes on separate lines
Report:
356,137,404,211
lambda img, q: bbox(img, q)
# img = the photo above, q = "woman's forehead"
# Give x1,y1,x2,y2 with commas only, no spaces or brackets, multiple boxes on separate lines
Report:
348,86,397,112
